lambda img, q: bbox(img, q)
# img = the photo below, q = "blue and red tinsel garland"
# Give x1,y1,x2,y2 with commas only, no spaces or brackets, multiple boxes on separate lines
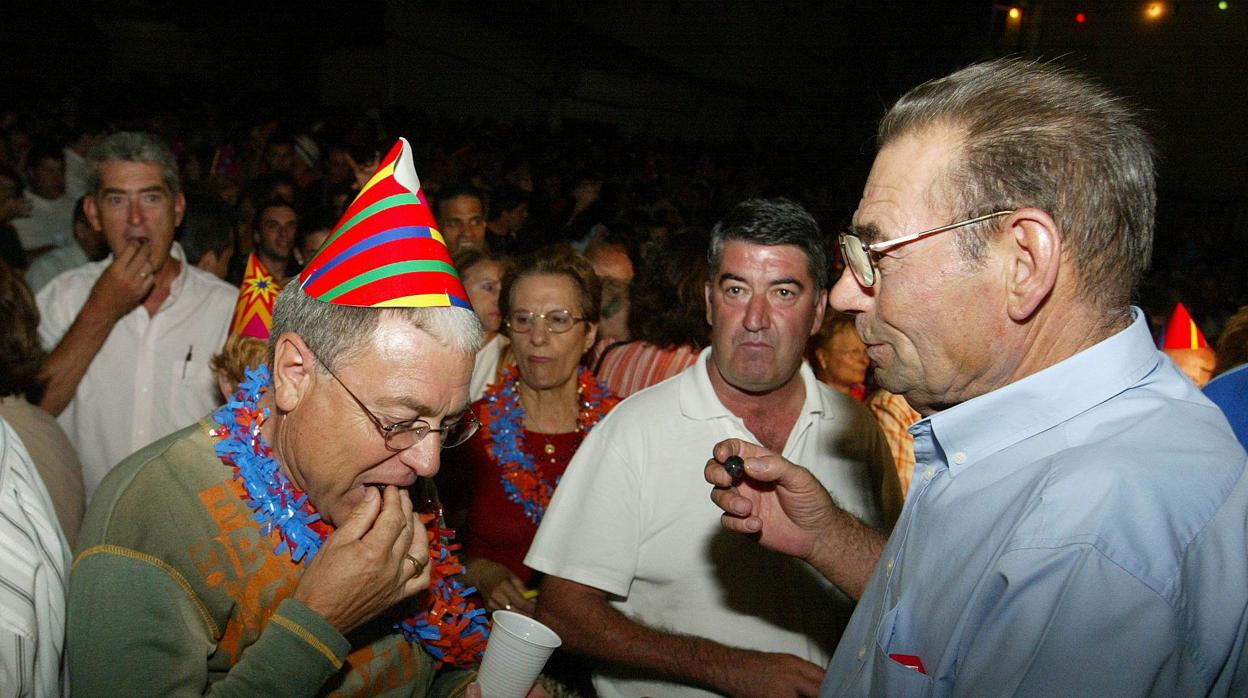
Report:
210,366,489,667
480,366,619,525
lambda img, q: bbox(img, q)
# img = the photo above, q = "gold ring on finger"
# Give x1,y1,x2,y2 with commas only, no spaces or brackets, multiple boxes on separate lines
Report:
405,553,427,576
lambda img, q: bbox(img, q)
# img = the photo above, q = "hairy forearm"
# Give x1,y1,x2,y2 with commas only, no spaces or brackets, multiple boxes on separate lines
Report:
806,505,887,601
536,577,749,693
39,307,116,415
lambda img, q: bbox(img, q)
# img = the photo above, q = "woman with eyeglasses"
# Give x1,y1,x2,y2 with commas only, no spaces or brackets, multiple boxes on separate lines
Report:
440,245,620,620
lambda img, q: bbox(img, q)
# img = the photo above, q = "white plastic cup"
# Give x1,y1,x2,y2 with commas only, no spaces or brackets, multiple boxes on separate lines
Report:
476,610,562,698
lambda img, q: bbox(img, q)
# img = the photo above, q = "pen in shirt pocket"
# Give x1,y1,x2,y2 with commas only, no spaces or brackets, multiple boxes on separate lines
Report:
182,344,193,378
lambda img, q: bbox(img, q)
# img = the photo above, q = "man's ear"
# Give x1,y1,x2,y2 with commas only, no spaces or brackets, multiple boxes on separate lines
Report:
809,289,829,337
271,332,316,412
1000,208,1062,322
704,282,714,327
82,195,104,233
172,191,187,228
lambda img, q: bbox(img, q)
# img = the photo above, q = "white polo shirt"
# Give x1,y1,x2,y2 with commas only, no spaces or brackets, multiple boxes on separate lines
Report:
36,242,238,499
526,349,895,698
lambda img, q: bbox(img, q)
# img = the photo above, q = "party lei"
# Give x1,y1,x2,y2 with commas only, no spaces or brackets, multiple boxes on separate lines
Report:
480,366,619,525
210,366,490,668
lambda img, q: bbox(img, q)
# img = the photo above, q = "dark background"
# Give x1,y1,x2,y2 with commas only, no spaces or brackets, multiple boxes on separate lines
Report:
4,0,1246,327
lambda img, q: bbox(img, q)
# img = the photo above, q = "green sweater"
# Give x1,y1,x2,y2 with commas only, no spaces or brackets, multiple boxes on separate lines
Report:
69,418,474,697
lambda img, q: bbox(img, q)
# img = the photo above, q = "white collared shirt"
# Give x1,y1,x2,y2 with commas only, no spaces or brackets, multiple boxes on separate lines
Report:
527,349,894,698
36,242,238,499
0,417,71,697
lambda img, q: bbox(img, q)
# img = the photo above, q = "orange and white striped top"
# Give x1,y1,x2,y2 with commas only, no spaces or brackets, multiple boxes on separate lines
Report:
594,340,702,399
866,389,921,498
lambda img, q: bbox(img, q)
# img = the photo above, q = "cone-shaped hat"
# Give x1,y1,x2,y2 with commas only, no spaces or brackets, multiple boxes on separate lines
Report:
298,138,471,309
1161,302,1210,350
228,253,281,340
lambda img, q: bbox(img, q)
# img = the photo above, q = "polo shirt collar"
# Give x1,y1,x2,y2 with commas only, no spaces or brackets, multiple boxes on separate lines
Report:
927,307,1160,477
679,346,829,422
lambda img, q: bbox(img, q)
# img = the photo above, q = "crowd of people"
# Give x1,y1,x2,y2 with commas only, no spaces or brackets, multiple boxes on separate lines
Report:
0,56,1246,697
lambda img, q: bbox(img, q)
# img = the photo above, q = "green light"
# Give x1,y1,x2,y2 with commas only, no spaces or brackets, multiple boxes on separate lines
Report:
1219,1,1229,9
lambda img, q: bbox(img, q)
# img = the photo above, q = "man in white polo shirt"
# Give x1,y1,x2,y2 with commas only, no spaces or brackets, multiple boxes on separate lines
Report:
527,198,900,698
36,132,237,498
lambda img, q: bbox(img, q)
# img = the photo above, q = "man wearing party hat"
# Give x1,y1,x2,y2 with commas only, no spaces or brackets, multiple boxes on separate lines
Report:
68,138,491,696
1160,302,1216,388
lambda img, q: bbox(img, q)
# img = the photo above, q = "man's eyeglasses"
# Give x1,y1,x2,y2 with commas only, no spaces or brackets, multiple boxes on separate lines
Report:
316,356,479,451
838,210,1014,287
506,309,586,334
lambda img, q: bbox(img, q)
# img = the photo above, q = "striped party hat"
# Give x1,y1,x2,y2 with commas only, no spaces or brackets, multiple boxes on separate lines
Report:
229,253,281,340
298,138,471,309
1161,302,1209,350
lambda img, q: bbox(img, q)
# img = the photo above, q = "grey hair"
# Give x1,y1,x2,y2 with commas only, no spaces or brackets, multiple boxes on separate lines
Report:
86,132,182,195
269,281,484,371
878,58,1155,313
707,197,830,292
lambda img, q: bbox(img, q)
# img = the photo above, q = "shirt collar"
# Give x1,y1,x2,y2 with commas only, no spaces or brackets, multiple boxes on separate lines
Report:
680,346,829,421
926,307,1161,477
162,242,190,306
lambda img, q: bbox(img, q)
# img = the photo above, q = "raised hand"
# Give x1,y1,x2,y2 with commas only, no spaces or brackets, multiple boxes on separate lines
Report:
293,486,432,634
704,439,837,560
85,239,156,321
704,438,886,601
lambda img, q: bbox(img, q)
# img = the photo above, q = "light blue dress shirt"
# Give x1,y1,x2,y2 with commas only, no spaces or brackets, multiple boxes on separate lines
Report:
822,309,1248,696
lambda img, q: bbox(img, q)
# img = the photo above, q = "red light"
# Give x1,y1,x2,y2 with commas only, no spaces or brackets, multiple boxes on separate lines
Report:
1075,12,1087,23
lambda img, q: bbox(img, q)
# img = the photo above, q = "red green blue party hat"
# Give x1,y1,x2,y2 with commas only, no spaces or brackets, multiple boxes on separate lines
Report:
298,138,471,309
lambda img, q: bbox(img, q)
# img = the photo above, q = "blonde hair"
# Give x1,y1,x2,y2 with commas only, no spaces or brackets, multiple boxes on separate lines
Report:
210,335,270,391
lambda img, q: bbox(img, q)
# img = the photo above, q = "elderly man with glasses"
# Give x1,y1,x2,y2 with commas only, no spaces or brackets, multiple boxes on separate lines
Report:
708,60,1248,695
526,198,900,698
68,140,490,696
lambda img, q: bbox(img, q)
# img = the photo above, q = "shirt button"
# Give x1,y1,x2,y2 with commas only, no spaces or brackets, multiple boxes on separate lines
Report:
953,451,967,465
885,558,894,573
923,466,936,481
858,646,867,660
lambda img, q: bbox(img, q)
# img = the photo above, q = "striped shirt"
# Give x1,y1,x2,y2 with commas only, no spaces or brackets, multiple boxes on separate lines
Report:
866,389,921,498
0,418,71,697
593,340,701,398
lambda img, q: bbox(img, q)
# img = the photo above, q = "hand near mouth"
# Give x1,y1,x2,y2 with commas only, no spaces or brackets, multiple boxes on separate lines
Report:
87,238,157,321
294,485,432,634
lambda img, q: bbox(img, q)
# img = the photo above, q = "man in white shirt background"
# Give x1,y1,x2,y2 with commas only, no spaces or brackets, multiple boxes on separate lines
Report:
12,143,74,258
36,131,237,499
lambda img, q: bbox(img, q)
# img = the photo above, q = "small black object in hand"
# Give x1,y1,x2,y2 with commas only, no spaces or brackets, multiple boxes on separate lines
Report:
722,455,745,479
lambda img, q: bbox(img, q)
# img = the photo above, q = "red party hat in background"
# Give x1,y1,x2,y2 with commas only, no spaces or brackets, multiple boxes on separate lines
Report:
1161,303,1210,350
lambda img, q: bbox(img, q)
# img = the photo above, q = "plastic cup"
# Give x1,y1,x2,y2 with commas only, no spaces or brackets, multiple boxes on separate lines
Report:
476,611,562,698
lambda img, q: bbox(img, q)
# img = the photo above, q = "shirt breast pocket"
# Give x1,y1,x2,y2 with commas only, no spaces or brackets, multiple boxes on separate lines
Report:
871,604,933,695
170,358,217,429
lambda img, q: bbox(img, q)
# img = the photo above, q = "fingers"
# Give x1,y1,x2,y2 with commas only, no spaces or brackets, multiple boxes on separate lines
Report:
386,488,415,560
793,657,826,696
704,458,735,488
400,515,431,597
336,485,382,540
502,577,537,615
